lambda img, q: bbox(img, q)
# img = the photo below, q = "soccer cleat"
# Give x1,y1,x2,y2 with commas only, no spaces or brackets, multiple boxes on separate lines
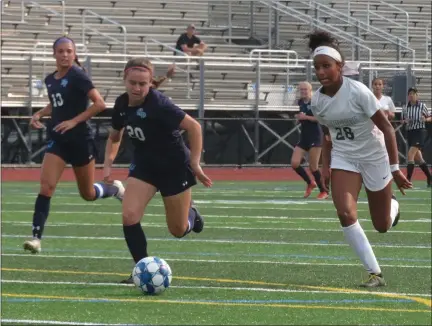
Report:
359,274,386,288
304,181,317,198
391,194,400,227
191,202,204,233
113,180,125,202
316,191,329,200
23,238,41,254
120,274,134,284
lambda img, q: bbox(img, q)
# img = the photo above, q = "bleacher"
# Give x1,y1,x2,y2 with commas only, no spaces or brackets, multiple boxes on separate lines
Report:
1,0,431,110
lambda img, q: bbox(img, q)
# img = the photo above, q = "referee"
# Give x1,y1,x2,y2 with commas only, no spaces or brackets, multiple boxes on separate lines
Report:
402,87,432,187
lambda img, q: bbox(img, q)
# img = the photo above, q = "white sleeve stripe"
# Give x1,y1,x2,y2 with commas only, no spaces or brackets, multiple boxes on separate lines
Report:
93,183,104,198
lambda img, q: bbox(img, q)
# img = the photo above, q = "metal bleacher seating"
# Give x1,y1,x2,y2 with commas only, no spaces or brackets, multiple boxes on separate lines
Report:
1,0,431,166
1,0,431,111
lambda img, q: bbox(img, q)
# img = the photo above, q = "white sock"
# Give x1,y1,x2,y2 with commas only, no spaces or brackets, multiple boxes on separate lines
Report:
389,198,399,228
342,221,381,275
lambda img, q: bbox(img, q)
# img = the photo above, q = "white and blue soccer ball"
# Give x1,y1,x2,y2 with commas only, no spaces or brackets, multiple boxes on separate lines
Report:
132,256,172,295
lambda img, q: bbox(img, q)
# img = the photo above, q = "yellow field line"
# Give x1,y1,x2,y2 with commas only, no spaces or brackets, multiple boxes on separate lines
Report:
2,293,431,313
2,267,431,309
295,284,432,308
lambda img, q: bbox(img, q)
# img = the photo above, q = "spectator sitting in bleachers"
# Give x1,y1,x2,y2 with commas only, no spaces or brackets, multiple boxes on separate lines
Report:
175,24,207,56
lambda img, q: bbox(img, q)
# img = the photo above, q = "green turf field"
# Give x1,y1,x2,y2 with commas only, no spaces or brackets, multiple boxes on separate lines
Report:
1,181,431,325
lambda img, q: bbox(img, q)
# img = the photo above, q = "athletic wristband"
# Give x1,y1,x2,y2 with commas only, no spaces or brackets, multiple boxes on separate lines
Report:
390,164,400,172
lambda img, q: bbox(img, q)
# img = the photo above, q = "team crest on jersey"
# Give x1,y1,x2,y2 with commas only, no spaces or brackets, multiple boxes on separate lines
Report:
136,108,146,119
60,79,68,87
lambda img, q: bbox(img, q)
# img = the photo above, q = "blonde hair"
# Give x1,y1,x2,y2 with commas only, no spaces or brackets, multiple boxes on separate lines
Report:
298,81,312,90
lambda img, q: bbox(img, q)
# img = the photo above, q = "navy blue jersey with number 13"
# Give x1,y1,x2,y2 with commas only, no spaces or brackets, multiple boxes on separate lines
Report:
44,65,95,141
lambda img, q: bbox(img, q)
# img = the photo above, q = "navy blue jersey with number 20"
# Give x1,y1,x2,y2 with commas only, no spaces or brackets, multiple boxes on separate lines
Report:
44,65,95,141
111,88,189,169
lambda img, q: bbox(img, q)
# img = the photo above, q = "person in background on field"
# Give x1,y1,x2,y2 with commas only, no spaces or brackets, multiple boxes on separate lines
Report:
291,81,329,199
23,36,124,254
372,77,396,120
402,87,432,187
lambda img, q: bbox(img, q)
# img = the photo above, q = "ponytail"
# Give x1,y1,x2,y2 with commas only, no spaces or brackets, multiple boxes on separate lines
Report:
74,55,86,72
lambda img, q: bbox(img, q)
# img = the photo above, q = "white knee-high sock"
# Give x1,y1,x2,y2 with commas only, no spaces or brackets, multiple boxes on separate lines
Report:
342,221,381,275
389,197,399,227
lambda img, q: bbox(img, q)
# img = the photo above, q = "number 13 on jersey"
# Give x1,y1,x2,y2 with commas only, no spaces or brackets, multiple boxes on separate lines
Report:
126,126,145,141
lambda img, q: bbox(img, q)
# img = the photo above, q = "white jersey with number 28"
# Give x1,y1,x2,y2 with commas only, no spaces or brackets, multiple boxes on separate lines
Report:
311,77,387,163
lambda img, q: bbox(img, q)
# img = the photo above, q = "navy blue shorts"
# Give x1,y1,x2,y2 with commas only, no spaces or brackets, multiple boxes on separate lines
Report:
45,139,96,167
296,133,322,151
128,162,197,197
407,129,427,149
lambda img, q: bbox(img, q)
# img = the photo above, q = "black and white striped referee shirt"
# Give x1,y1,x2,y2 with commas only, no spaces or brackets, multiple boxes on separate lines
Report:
402,101,430,130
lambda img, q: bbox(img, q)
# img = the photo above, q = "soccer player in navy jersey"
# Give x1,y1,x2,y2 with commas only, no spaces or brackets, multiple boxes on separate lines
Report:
291,81,329,199
23,36,125,254
103,57,212,283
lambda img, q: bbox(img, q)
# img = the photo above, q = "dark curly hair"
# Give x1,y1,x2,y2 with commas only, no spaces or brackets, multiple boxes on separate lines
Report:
306,30,345,63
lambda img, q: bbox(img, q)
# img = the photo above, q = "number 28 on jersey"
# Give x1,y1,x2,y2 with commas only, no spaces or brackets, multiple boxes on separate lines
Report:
335,127,354,140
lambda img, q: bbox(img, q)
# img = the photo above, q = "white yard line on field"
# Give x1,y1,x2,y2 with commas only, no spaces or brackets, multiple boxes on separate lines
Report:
2,234,432,250
2,253,430,269
2,221,430,234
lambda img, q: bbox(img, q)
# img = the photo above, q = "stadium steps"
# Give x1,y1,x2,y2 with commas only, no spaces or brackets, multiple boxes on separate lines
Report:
1,0,430,109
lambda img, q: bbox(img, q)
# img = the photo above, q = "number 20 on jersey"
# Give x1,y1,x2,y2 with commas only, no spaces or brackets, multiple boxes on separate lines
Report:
126,126,145,141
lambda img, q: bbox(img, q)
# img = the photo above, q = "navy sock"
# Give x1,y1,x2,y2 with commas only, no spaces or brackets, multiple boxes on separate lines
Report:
407,162,415,181
123,223,148,264
93,182,118,199
32,194,51,239
419,162,432,181
312,170,325,192
294,166,311,184
183,207,197,237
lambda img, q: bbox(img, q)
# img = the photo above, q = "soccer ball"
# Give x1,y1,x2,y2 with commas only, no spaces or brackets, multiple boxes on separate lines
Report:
132,256,172,295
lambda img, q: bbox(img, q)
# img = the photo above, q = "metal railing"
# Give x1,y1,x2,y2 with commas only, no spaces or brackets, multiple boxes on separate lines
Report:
262,0,373,59
207,0,366,52
328,0,410,46
377,1,410,45
1,0,26,23
81,9,127,57
2,50,429,110
304,0,414,61
2,0,65,33
249,49,299,105
310,0,407,46
207,1,246,44
427,23,432,60
2,51,430,165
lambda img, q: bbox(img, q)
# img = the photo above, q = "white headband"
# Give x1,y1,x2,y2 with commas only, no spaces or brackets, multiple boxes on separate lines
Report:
313,46,342,62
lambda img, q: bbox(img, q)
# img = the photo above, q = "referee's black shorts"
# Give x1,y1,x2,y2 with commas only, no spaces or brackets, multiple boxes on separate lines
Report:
407,129,427,149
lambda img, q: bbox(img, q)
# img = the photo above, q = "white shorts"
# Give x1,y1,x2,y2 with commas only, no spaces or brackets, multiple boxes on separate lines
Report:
331,156,392,191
